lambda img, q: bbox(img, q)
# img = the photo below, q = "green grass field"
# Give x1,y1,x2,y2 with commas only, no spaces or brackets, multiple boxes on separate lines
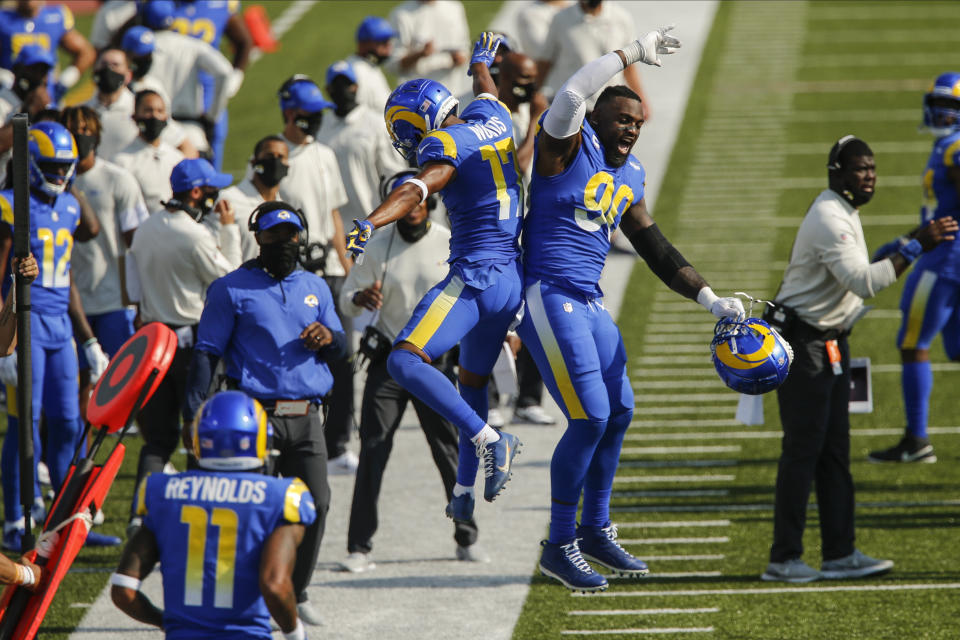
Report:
5,1,960,638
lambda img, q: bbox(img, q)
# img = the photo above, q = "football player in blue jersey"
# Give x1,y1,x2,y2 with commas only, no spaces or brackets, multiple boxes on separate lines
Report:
345,33,524,520
517,28,746,591
869,72,960,465
168,0,252,169
0,0,95,102
0,121,118,551
111,391,316,640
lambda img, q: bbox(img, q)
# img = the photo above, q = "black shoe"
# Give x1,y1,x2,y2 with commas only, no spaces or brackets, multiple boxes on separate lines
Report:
868,435,936,463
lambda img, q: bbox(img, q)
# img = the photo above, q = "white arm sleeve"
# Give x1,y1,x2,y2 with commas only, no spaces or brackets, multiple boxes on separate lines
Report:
542,52,625,139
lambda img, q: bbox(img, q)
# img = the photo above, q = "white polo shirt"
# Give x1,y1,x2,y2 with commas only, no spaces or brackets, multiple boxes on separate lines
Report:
89,0,136,49
85,88,186,162
776,189,898,330
537,1,636,105
388,0,470,97
277,135,349,277
513,0,572,57
72,158,149,315
346,53,393,114
151,29,232,120
127,208,240,326
340,220,451,342
218,179,264,262
113,137,185,214
316,104,406,227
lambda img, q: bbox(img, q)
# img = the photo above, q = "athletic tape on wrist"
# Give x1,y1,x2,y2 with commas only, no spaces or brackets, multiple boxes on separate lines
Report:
620,39,645,66
406,178,428,204
110,572,142,591
15,563,34,587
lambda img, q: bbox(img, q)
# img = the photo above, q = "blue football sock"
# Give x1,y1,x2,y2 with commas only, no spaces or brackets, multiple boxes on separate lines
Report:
549,500,578,544
580,488,612,528
387,349,486,437
581,410,630,527
902,360,932,439
548,417,607,543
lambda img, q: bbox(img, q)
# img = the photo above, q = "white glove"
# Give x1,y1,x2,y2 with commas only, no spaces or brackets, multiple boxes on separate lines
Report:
698,287,745,320
0,352,17,387
83,339,110,384
623,25,682,67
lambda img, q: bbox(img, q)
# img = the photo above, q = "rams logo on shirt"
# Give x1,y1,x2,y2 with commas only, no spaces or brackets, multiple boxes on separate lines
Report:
304,294,319,307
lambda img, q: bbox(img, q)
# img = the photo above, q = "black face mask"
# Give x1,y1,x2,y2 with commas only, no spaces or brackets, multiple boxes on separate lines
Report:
14,74,44,97
329,85,358,115
841,186,874,208
364,51,389,66
295,112,323,138
584,0,603,8
397,217,430,243
200,190,218,218
511,82,534,103
136,116,167,142
75,133,97,160
94,68,125,94
131,55,152,80
260,240,300,279
253,156,288,188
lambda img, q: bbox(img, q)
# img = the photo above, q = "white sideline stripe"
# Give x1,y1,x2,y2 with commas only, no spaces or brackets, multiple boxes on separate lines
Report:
613,475,735,484
614,490,730,498
635,393,735,403
683,214,916,228
619,537,730,545
580,583,960,598
619,460,738,469
612,499,960,514
561,630,713,637
874,363,960,373
786,140,929,154
621,446,740,455
807,29,955,43
633,406,735,415
642,344,714,354
248,1,315,65
648,572,723,579
803,54,960,68
635,356,711,364
811,7,953,19
630,420,740,428
624,426,960,442
631,369,717,377
639,555,726,562
680,176,919,189
633,381,725,389
569,608,720,616
616,520,731,529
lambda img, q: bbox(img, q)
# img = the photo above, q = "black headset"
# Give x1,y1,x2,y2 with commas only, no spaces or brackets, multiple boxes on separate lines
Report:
278,74,315,104
827,134,859,171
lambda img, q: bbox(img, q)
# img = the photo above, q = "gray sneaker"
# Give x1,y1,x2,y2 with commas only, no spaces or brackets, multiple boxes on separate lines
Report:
821,549,893,579
297,601,323,626
339,551,375,573
456,543,490,563
761,558,821,583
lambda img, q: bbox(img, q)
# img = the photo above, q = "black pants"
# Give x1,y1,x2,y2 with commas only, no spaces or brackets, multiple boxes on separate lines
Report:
323,275,353,459
348,355,478,553
269,405,331,603
771,328,855,563
129,343,191,519
516,343,544,408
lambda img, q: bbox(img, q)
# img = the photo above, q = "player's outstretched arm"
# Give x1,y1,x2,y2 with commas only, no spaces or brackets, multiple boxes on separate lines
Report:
260,523,306,637
621,199,743,319
468,32,501,98
347,162,455,258
111,528,164,629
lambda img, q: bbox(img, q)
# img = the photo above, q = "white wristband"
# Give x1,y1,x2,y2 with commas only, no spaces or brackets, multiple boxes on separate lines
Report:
110,572,142,591
620,40,645,66
59,65,80,89
696,286,719,312
405,178,429,204
283,619,306,640
15,563,35,587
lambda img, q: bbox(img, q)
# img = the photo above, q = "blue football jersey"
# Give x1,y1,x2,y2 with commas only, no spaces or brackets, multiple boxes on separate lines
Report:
524,113,646,297
170,0,238,109
916,131,960,280
0,5,73,70
416,94,522,263
137,470,316,640
0,189,80,315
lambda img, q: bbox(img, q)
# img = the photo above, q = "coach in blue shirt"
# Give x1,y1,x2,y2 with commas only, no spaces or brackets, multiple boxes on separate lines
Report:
184,200,344,626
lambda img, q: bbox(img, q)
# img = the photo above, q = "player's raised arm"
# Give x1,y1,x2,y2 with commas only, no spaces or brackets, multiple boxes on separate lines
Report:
468,32,501,98
537,26,681,177
619,198,743,319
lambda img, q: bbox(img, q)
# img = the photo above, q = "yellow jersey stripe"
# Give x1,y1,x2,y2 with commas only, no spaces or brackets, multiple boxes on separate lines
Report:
135,474,151,516
900,270,937,349
424,131,457,159
943,138,960,167
406,276,465,350
525,281,587,420
283,477,310,523
0,195,11,226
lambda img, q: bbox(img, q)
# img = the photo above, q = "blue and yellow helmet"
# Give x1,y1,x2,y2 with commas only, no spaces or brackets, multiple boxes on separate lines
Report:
710,318,793,395
191,391,272,471
384,78,458,162
28,121,77,197
923,72,960,138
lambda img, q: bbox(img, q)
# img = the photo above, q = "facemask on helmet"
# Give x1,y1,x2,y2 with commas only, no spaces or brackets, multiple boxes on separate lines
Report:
384,79,458,162
28,122,78,197
710,317,793,395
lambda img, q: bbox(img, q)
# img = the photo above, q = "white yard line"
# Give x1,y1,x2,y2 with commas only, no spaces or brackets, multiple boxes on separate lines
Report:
580,583,960,598
569,609,720,616
616,521,731,529
560,628,714,636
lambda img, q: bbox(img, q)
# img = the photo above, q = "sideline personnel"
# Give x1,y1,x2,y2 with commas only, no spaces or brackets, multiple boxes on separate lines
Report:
184,201,345,627
762,135,957,583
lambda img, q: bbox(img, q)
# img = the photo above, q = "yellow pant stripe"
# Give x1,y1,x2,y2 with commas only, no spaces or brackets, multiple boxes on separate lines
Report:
901,270,937,349
406,277,465,350
525,281,587,420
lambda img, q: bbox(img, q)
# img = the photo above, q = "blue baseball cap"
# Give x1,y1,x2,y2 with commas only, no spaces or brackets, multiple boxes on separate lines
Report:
121,26,155,57
139,0,174,29
356,16,396,43
170,158,233,193
278,77,333,113
325,60,357,86
14,44,55,69
257,207,304,232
